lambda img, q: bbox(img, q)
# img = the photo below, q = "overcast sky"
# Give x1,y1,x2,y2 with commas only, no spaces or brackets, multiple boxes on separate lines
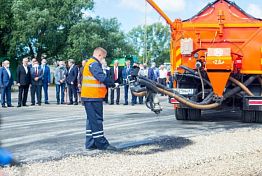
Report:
85,0,262,32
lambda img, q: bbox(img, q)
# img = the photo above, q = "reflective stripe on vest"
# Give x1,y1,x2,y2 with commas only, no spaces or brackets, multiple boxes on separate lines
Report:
81,58,107,99
83,76,96,80
82,83,106,88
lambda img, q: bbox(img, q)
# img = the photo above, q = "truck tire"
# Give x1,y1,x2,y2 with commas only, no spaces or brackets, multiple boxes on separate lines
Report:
188,109,201,121
255,111,262,123
241,110,256,123
175,108,188,120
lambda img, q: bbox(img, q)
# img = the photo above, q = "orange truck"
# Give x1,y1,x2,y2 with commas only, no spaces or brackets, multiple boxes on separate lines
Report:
145,0,262,123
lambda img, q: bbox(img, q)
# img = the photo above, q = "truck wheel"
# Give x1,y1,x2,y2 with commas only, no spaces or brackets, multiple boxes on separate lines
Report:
241,110,256,123
255,111,262,123
188,109,201,121
175,108,188,120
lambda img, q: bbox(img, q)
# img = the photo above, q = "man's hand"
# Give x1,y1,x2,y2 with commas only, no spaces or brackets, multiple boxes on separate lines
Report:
71,82,74,85
17,83,20,87
78,84,81,88
34,77,39,81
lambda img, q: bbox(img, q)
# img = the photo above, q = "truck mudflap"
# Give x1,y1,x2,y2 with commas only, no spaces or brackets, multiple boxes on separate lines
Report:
243,96,262,111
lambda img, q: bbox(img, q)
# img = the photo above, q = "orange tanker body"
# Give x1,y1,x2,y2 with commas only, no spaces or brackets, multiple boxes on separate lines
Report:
146,0,262,123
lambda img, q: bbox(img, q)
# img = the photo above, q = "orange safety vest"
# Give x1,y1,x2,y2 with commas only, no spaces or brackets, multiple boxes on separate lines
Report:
81,58,107,99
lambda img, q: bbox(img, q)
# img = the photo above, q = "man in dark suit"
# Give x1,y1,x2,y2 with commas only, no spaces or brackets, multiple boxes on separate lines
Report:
66,59,78,105
30,60,43,106
109,60,122,105
17,57,31,107
0,60,14,108
41,58,51,104
122,60,131,105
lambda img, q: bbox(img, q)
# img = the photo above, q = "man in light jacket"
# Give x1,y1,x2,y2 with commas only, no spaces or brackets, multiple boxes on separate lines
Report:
54,61,67,104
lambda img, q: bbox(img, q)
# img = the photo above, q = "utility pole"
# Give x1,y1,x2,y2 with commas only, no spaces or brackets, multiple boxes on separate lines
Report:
144,0,147,64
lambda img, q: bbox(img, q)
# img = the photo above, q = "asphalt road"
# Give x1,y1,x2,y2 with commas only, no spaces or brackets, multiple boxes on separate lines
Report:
0,87,261,163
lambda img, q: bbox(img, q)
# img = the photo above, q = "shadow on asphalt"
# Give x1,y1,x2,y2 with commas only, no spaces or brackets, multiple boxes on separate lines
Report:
200,110,241,122
119,136,193,155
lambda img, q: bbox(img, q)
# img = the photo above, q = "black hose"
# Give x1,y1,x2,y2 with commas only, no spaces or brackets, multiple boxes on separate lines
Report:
179,65,197,75
197,92,214,105
139,79,159,93
175,73,212,87
137,76,217,106
140,76,214,105
223,75,257,99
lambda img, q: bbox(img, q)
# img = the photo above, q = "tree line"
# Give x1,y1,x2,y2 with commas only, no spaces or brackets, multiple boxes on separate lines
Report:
0,0,170,65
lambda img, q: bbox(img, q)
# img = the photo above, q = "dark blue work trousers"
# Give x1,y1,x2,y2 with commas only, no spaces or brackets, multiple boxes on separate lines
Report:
84,101,109,149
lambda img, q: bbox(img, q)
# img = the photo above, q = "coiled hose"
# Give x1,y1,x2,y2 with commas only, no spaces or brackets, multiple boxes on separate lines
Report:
179,65,256,98
132,74,257,110
132,76,220,110
223,75,257,99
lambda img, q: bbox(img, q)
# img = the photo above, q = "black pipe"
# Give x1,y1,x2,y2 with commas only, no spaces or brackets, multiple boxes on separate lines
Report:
175,73,212,87
139,79,159,93
179,65,197,75
223,75,257,99
137,76,216,105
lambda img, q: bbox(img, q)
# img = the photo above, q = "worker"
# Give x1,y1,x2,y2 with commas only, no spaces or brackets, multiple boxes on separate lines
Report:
81,47,118,151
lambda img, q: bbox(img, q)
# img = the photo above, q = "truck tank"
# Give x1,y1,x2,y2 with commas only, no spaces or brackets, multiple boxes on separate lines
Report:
132,0,262,123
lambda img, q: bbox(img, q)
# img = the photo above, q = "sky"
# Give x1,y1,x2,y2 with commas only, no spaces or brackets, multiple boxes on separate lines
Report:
84,0,262,32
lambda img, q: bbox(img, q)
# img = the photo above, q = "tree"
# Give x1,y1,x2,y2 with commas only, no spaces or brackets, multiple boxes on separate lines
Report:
65,17,134,63
0,0,13,59
10,0,94,61
128,23,170,65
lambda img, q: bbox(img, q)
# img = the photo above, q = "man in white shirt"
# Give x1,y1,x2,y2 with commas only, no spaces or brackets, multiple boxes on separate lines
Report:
159,65,168,96
110,60,122,105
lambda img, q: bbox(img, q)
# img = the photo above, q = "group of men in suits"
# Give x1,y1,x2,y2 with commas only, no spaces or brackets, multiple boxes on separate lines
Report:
0,57,165,108
17,57,51,107
0,57,51,108
0,57,85,108
101,59,157,106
